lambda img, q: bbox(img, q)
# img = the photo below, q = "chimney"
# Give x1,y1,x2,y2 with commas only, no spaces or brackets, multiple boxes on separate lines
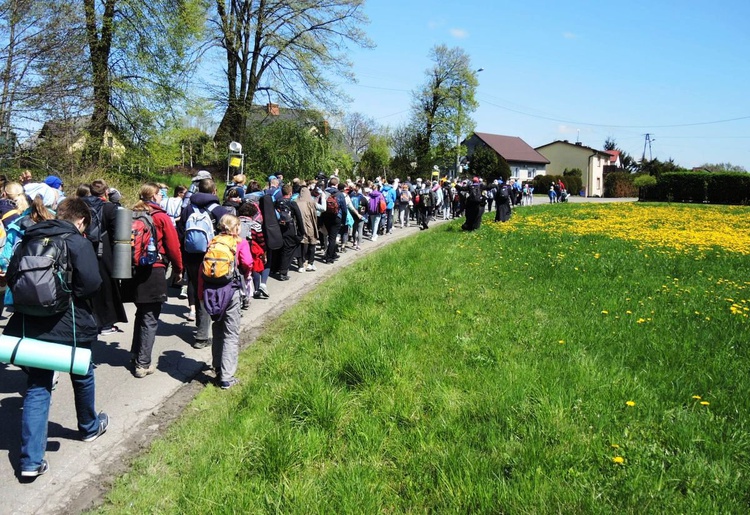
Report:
575,142,582,146
267,103,280,116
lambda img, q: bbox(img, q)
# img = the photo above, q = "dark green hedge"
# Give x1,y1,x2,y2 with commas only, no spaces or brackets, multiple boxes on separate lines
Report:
640,172,750,204
532,175,582,197
604,172,638,198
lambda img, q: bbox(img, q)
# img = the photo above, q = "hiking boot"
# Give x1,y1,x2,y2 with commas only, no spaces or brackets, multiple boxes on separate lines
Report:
82,412,109,442
21,460,49,478
134,364,156,377
193,339,210,350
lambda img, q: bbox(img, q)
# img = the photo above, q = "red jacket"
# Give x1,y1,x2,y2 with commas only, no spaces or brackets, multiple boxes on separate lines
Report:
148,202,183,275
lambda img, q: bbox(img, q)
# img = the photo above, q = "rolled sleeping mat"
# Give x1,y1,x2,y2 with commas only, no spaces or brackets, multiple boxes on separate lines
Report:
112,207,133,279
112,243,132,279
114,207,133,242
0,334,91,375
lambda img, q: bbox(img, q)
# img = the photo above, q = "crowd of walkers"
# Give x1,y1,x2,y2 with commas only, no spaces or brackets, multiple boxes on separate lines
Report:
0,168,541,479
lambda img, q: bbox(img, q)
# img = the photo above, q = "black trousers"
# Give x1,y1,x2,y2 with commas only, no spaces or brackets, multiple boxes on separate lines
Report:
323,217,341,259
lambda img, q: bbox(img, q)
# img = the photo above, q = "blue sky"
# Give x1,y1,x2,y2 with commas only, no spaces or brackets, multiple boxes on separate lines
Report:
337,0,750,170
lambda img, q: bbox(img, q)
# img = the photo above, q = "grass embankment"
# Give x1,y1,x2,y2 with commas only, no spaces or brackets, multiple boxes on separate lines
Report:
99,203,750,513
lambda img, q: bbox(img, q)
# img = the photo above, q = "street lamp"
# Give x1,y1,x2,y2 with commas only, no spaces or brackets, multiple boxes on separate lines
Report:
455,67,483,180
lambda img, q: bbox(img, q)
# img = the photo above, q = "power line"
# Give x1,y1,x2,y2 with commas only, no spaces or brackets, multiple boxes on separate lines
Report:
476,96,750,129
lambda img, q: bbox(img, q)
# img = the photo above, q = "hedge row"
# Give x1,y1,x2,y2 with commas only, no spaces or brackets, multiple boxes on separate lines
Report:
641,172,750,204
532,175,583,197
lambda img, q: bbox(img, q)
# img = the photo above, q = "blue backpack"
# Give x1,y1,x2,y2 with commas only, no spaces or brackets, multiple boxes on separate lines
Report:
183,204,218,254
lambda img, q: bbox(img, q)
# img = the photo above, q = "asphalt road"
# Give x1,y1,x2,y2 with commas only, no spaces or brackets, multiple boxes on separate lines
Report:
0,197,637,514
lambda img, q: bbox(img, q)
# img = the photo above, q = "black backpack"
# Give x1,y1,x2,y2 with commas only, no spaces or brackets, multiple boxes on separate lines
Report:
498,184,510,200
468,184,483,204
83,196,106,257
8,232,73,316
276,198,298,235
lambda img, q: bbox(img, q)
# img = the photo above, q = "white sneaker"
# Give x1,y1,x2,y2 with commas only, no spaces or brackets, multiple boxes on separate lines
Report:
371,234,378,242
306,264,317,272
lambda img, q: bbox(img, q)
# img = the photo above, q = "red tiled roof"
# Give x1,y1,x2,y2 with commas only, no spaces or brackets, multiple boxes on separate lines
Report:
473,132,550,164
605,149,620,163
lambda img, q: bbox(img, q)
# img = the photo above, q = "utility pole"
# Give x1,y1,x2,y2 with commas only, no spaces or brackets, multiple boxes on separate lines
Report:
642,133,654,161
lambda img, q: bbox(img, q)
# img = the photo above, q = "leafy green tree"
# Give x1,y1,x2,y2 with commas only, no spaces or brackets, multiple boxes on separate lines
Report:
244,119,331,179
604,137,638,172
697,162,747,173
467,143,497,179
467,144,510,182
1,0,84,154
389,122,418,178
211,0,373,144
81,0,205,164
639,157,684,178
358,134,390,180
410,45,479,175
563,167,582,177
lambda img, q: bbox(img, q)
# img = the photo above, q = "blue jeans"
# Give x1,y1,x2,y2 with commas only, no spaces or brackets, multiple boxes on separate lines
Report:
20,358,98,473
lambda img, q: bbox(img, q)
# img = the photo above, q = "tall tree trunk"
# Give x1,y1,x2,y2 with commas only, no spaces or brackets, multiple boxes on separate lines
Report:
82,0,116,165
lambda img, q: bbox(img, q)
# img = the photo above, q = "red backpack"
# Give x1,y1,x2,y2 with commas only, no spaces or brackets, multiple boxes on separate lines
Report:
131,211,159,267
325,194,339,215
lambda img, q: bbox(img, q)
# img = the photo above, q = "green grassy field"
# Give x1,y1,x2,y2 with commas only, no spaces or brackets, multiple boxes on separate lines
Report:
98,203,750,513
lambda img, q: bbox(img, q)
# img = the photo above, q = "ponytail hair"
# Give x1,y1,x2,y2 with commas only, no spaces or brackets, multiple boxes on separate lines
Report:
29,194,54,223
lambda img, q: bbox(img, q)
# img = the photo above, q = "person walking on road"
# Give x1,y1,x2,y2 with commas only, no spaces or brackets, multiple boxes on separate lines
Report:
4,198,107,478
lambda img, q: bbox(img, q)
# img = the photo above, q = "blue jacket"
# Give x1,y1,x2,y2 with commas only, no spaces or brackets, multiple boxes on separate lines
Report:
381,184,397,209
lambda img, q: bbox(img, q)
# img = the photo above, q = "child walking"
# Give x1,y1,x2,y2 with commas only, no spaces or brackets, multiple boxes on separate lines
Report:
200,215,253,389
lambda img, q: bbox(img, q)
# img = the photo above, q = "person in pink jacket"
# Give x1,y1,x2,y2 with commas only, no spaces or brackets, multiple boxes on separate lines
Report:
198,214,253,389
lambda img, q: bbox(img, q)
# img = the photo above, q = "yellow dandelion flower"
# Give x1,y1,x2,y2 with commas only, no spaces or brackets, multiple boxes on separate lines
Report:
612,456,625,464
700,401,710,406
626,401,636,407
611,444,620,449
601,310,609,315
626,310,632,315
455,310,461,315
558,340,565,344
637,318,646,324
692,395,702,400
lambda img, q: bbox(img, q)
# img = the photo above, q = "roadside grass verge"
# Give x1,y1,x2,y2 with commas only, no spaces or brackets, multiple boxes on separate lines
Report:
98,203,750,513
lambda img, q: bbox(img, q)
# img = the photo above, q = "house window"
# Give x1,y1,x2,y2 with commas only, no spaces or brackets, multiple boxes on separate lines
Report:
107,137,113,148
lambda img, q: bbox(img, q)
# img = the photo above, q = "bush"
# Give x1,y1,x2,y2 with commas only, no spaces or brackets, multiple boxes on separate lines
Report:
641,172,750,204
532,174,582,197
604,172,638,197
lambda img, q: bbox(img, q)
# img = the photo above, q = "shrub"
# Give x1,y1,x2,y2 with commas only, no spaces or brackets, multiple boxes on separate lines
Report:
638,172,750,205
604,171,637,197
